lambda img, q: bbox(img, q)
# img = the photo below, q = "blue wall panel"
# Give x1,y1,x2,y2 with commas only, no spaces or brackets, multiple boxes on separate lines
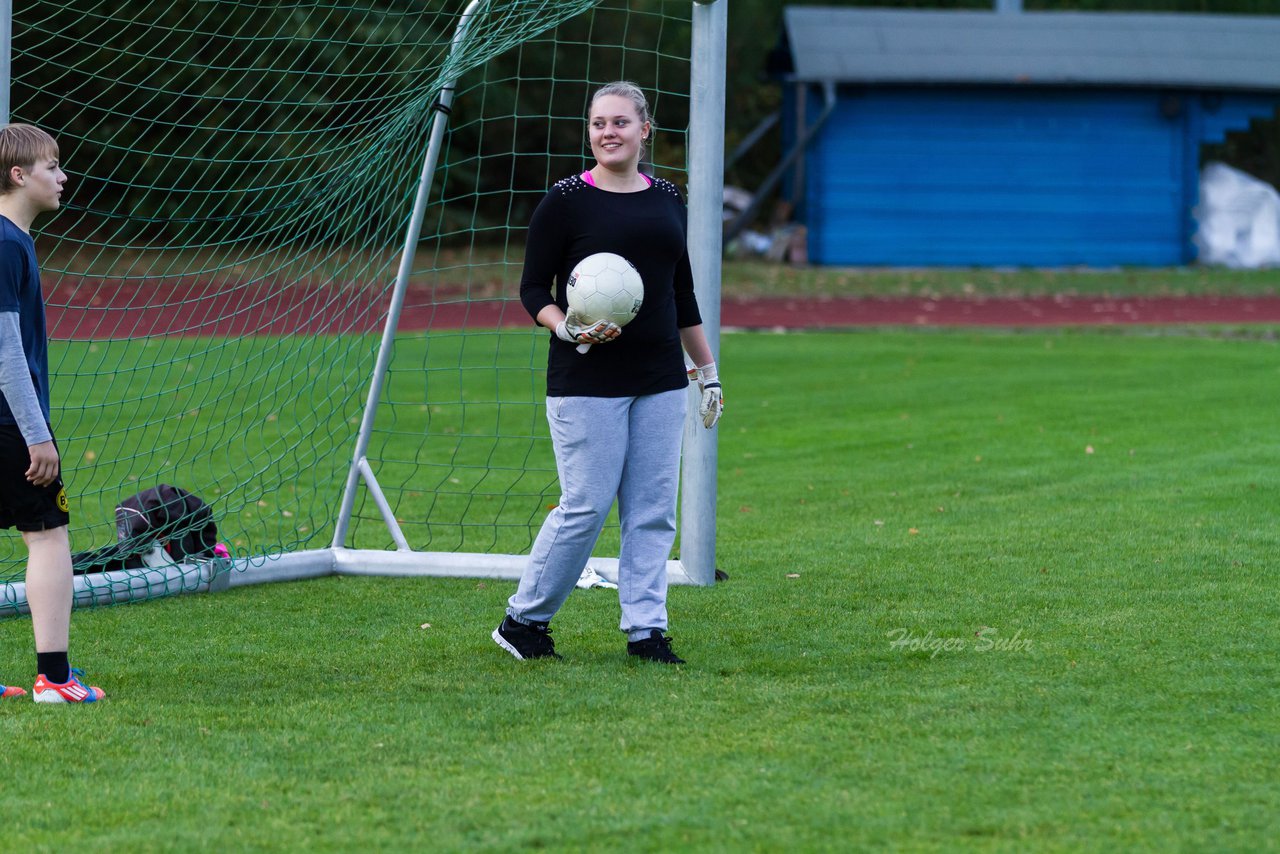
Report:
807,87,1190,266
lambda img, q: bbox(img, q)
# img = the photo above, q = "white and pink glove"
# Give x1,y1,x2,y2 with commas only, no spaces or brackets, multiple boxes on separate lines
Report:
693,361,723,429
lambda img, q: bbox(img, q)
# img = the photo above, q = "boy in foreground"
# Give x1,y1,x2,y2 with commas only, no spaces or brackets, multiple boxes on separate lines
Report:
0,124,104,703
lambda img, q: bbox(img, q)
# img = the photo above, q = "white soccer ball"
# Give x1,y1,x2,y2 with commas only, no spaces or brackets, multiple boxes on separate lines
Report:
565,252,643,327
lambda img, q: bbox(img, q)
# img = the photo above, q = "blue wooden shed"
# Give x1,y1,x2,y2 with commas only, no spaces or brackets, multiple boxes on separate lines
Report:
779,7,1280,266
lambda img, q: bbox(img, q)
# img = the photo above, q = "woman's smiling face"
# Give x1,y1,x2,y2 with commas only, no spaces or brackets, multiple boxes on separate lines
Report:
589,94,649,172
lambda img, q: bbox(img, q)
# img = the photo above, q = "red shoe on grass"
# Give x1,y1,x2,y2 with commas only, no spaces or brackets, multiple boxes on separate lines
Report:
33,669,104,704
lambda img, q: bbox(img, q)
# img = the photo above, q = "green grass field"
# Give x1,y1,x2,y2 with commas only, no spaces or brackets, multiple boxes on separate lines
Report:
721,259,1280,298
2,329,1279,850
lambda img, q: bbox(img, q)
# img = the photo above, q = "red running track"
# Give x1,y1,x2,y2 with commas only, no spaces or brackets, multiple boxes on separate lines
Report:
42,282,1280,338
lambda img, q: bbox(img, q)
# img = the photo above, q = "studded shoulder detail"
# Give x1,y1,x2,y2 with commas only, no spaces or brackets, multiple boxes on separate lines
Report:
653,177,686,204
550,174,588,195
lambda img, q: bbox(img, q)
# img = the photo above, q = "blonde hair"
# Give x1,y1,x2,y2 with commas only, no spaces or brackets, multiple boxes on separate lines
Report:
0,124,59,194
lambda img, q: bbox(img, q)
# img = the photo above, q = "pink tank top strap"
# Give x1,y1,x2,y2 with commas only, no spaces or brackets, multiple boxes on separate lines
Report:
580,171,653,187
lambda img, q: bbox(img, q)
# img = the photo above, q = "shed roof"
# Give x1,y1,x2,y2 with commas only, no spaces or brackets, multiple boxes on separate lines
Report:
784,7,1280,91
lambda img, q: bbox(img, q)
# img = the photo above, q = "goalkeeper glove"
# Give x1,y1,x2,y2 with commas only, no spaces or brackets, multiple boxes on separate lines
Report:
555,311,620,345
694,361,723,429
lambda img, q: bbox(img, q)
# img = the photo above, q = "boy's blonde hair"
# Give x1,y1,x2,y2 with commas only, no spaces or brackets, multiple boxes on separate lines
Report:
0,124,59,194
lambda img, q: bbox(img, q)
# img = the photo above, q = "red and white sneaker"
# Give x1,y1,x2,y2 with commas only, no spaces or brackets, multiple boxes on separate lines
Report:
1,684,27,699
33,670,105,704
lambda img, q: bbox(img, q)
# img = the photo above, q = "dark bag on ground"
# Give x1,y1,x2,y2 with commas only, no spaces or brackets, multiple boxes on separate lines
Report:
72,485,218,575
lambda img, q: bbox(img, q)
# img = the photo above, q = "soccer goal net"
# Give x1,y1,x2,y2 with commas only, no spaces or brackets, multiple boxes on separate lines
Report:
0,0,724,615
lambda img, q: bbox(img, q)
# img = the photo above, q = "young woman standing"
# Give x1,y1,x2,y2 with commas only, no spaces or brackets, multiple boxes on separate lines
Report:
493,82,722,664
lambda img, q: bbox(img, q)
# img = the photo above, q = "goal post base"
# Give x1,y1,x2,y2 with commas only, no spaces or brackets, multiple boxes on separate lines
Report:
1,548,702,616
330,548,698,586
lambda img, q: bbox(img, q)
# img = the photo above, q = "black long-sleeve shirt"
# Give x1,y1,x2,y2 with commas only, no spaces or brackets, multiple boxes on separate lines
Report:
519,174,702,397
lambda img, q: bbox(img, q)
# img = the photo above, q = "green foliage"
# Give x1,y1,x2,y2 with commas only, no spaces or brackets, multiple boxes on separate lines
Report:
13,0,605,242
17,0,448,240
15,0,1280,241
2,329,1278,848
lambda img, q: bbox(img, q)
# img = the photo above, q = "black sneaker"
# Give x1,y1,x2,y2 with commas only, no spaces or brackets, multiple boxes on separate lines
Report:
492,616,561,660
627,630,686,665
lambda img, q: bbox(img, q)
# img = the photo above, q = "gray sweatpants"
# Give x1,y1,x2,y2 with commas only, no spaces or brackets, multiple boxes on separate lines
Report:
507,388,687,635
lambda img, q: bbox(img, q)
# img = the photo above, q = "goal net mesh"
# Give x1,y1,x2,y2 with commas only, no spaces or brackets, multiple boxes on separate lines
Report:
0,0,693,612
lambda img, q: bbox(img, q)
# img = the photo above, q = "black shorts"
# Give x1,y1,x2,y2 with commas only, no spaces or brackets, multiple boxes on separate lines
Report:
0,423,70,532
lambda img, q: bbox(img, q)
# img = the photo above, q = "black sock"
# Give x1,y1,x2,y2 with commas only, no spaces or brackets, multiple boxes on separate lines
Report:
37,652,70,684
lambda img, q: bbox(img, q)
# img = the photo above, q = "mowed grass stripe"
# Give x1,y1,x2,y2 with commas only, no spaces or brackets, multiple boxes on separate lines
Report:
0,329,1276,850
